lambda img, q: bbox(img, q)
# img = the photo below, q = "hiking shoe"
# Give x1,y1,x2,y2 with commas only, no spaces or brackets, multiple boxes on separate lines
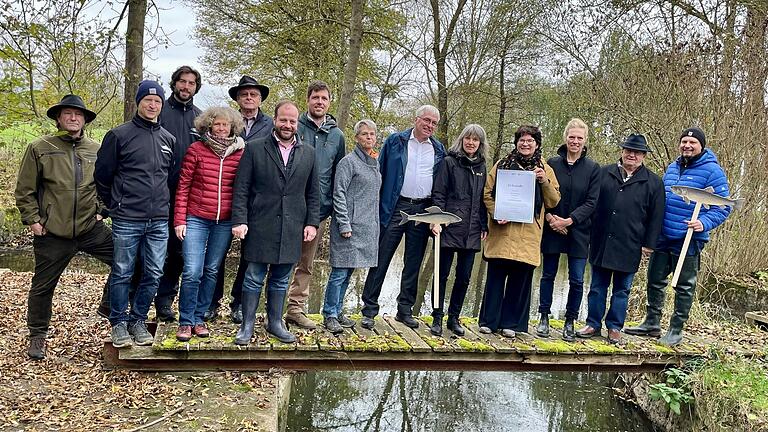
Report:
111,322,132,348
479,326,492,334
394,313,419,329
203,308,219,322
360,316,375,329
285,312,317,330
128,321,153,346
337,314,355,328
97,302,110,319
193,323,209,338
27,336,46,360
156,306,176,323
324,317,343,334
230,305,243,324
176,325,192,342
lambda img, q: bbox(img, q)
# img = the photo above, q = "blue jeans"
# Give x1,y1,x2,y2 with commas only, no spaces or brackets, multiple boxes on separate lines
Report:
109,219,168,325
585,265,635,331
242,262,294,297
178,216,233,326
538,253,587,319
323,267,354,318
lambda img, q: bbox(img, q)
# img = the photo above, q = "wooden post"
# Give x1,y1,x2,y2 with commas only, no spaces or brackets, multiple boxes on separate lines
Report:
671,202,702,287
433,230,441,310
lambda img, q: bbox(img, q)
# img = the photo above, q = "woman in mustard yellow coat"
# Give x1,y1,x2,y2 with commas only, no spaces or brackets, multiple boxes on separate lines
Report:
479,125,560,338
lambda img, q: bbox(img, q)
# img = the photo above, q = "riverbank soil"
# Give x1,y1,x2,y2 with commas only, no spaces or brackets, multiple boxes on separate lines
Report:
0,270,285,431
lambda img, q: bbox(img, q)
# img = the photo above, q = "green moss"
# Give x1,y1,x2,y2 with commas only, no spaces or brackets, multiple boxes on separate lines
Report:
459,316,479,325
456,338,494,352
232,383,252,392
420,315,434,325
549,319,565,330
306,313,324,324
698,358,768,412
385,333,411,351
653,344,676,355
584,340,625,354
510,342,535,351
424,336,446,349
533,339,576,353
342,334,391,352
158,336,187,350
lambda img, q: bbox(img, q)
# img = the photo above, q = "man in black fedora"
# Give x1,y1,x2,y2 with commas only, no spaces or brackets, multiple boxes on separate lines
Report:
204,75,274,324
576,133,665,344
15,94,114,360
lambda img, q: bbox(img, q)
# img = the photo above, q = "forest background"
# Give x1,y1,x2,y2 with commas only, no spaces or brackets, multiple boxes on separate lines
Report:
0,0,766,280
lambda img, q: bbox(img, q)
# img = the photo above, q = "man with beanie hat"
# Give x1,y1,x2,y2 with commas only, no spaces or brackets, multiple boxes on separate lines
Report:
16,94,114,360
95,79,178,348
625,127,732,346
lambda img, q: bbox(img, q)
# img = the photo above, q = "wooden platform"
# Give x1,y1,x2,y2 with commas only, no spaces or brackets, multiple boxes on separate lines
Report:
746,311,768,329
102,315,707,372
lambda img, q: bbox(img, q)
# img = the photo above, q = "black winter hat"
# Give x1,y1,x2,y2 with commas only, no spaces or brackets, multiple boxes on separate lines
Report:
228,75,270,101
680,127,706,148
619,133,652,153
46,94,97,123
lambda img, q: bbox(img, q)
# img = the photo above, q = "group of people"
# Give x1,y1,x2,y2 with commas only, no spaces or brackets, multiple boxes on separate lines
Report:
16,65,734,360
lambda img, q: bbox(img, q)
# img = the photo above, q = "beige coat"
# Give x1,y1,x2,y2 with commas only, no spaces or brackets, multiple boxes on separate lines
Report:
483,161,560,267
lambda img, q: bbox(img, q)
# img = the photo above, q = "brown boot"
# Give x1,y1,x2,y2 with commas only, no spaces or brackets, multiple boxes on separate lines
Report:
285,312,317,330
28,336,46,360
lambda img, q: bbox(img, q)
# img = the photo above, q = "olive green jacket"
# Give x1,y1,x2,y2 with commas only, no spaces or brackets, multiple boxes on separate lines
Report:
15,133,104,239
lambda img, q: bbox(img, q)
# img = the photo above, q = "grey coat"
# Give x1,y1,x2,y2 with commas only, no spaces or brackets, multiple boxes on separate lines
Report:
330,145,381,268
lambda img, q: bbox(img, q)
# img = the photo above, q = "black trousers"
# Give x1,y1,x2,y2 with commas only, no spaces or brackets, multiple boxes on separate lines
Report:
209,253,245,310
362,199,430,318
479,258,534,332
434,247,477,318
28,222,113,337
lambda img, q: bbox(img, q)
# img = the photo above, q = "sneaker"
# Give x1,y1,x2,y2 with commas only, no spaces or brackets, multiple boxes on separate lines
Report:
203,308,219,322
501,329,516,339
156,306,176,323
230,305,243,324
360,316,375,329
128,321,153,346
111,322,132,348
324,317,343,334
285,312,317,330
193,323,209,338
27,336,46,360
337,314,355,328
176,325,192,342
479,326,492,334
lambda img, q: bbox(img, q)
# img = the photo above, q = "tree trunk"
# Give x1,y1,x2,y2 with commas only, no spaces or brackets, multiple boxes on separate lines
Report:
123,0,146,122
742,3,768,166
336,0,364,132
493,54,506,162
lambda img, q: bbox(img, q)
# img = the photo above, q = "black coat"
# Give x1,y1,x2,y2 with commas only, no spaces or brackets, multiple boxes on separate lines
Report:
231,135,320,264
432,152,488,251
241,109,273,143
541,145,601,258
589,163,665,273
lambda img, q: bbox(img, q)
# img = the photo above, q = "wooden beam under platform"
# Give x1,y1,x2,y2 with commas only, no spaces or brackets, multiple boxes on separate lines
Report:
102,315,708,372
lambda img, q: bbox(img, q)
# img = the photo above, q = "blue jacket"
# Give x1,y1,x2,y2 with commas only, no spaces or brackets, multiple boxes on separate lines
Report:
378,128,446,228
241,109,273,143
661,149,731,243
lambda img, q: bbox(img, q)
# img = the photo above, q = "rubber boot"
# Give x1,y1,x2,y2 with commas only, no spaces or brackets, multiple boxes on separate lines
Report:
266,290,295,343
97,283,110,319
625,251,668,337
430,311,443,336
562,318,575,342
658,255,698,347
535,313,550,337
446,315,465,336
234,290,260,345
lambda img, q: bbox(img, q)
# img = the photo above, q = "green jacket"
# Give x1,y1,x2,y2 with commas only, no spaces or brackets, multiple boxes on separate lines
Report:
15,133,104,239
297,112,346,220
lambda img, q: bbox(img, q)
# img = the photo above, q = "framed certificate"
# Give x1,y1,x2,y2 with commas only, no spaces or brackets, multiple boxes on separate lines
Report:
493,169,535,223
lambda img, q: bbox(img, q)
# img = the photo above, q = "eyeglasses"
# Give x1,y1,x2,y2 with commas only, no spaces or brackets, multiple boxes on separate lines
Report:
518,138,536,144
239,91,262,99
418,117,439,127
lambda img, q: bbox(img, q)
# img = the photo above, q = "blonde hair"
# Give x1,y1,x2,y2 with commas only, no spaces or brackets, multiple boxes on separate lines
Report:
562,118,589,143
194,106,244,137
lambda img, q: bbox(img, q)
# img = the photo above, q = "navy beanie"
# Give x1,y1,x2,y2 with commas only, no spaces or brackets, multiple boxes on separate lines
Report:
135,80,166,105
680,127,706,148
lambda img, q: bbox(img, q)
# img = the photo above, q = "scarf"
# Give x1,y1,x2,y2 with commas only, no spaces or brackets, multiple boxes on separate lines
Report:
495,147,544,221
203,131,238,158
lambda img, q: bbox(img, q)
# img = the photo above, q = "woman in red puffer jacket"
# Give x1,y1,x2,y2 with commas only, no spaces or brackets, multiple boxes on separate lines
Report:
173,106,245,341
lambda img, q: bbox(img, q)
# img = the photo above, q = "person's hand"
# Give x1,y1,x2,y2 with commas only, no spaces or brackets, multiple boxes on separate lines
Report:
175,225,186,241
550,215,572,231
555,227,568,235
30,222,46,236
430,223,442,236
341,231,352,238
304,225,317,242
533,167,546,183
497,219,509,225
480,231,488,241
232,224,248,240
684,219,704,232
642,247,653,257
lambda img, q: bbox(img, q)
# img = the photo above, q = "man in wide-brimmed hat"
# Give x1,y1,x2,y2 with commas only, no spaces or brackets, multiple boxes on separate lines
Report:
205,75,274,324
576,133,665,345
15,94,114,360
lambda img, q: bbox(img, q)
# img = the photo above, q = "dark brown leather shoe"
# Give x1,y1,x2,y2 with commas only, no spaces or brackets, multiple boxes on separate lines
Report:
576,325,598,338
607,328,622,344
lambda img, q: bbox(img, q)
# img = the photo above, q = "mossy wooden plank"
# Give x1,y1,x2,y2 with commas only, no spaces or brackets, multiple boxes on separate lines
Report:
294,328,320,352
463,322,514,354
374,316,413,352
375,316,435,353
348,325,391,353
245,329,272,351
410,321,452,353
316,327,344,351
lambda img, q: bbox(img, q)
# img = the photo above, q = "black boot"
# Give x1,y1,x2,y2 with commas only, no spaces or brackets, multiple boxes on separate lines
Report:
562,318,575,342
97,283,110,319
659,256,698,346
234,291,260,346
446,315,465,336
535,313,550,337
266,290,295,343
626,251,668,336
430,312,443,336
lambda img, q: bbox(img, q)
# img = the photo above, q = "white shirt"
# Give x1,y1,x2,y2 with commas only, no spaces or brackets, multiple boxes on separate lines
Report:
400,132,435,199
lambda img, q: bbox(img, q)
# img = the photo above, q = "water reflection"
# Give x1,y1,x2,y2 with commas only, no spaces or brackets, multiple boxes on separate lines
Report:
286,370,653,432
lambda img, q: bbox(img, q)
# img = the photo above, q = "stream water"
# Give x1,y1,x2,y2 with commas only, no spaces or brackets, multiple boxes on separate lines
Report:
0,239,656,432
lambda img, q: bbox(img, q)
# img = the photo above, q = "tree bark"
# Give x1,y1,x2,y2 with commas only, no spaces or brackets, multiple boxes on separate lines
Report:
337,0,364,132
493,54,506,162
123,0,146,122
